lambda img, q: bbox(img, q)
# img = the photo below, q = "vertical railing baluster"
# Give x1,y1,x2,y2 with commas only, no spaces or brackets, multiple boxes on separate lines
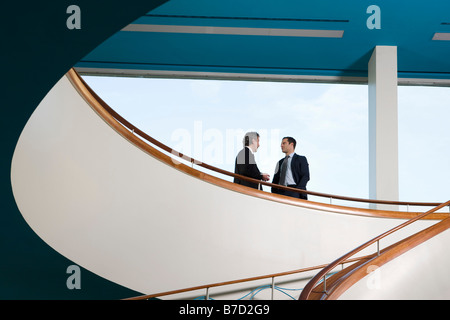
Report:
271,277,275,300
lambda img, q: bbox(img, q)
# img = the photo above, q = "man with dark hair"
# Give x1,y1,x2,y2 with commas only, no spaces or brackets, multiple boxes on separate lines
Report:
234,132,270,190
271,137,310,200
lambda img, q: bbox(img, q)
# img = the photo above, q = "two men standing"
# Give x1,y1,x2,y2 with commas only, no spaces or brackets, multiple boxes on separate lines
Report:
234,132,310,200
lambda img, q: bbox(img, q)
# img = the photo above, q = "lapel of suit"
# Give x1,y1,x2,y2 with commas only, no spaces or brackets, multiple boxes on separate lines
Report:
291,154,299,182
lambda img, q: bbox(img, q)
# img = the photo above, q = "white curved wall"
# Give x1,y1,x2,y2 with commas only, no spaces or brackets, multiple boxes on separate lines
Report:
11,74,438,298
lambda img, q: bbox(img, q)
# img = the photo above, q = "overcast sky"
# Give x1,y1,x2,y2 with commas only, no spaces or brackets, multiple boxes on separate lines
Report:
83,75,450,205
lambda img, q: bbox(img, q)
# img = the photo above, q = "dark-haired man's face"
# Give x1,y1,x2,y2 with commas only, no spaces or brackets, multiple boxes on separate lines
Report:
281,138,294,154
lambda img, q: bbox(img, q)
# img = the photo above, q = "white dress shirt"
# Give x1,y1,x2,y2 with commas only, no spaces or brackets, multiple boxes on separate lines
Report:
284,152,296,185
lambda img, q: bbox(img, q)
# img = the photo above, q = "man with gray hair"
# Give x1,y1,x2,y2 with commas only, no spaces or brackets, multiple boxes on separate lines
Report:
234,132,270,190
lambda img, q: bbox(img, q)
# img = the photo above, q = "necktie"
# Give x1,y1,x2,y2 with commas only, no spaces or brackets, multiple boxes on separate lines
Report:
279,155,289,186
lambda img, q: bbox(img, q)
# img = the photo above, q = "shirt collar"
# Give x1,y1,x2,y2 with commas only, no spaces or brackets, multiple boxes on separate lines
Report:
286,152,295,158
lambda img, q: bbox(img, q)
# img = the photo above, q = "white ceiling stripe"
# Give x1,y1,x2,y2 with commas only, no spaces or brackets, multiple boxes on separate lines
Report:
122,24,344,38
432,33,450,41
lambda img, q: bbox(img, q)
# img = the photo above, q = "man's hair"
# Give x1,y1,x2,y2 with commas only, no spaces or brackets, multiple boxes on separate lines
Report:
283,136,297,149
243,132,259,147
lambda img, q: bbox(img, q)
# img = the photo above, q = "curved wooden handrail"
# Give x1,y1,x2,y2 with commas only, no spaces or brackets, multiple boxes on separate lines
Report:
320,215,450,299
122,254,371,300
76,71,443,207
299,199,450,300
67,68,449,220
127,211,450,300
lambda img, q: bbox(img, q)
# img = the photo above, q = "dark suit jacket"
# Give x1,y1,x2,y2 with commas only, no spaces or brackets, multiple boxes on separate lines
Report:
271,153,310,199
234,147,263,190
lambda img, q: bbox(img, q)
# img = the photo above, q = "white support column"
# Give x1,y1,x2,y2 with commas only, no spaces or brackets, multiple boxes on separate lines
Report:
368,46,399,208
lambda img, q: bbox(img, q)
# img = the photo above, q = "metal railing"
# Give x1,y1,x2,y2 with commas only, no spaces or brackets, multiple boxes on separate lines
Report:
123,255,370,300
299,199,450,300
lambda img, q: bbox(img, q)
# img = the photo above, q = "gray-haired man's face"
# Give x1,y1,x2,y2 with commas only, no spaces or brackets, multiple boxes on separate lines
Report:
250,137,260,152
